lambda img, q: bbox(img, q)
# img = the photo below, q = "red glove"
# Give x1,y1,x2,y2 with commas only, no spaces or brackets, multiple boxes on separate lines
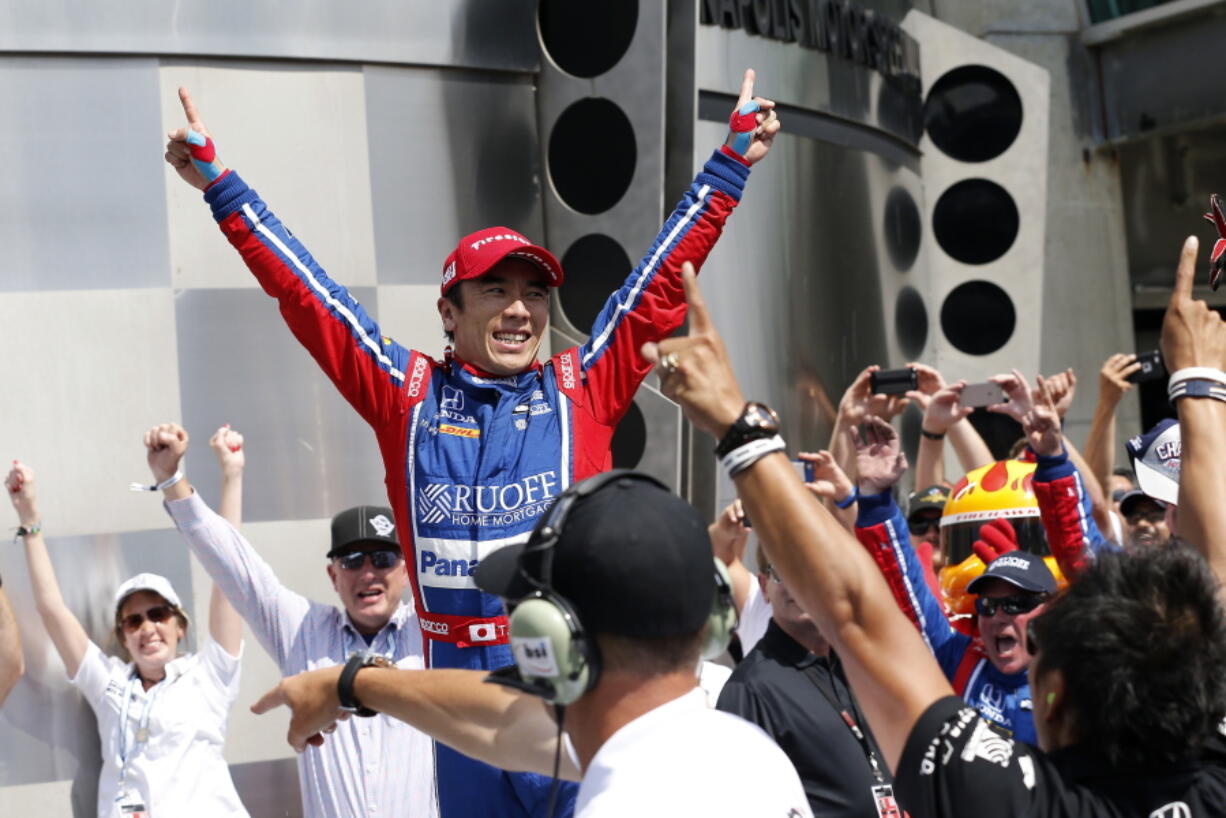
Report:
972,517,1020,565
1204,194,1226,291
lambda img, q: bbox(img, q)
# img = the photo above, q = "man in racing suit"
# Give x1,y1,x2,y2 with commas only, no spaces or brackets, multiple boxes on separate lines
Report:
851,416,1109,745
164,72,779,816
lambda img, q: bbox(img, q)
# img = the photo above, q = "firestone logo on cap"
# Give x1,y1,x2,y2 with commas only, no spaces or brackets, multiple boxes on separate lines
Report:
470,233,531,252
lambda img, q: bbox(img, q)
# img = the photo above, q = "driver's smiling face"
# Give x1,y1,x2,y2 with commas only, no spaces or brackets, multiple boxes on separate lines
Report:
439,260,550,376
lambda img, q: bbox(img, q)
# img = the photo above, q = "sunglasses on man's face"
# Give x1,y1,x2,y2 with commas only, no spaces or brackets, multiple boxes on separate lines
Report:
121,605,175,633
908,518,940,536
335,549,402,572
974,593,1046,618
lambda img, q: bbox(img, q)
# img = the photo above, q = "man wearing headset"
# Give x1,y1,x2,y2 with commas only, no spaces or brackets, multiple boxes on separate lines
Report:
254,469,812,817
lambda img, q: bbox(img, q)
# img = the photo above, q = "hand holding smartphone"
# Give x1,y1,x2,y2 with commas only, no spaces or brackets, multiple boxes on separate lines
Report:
961,382,1006,408
870,367,917,395
1126,350,1165,384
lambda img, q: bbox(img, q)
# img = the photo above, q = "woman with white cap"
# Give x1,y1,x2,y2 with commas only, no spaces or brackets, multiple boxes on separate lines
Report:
6,446,250,818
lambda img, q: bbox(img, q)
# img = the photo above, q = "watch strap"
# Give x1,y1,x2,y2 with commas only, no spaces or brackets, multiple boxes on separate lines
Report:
337,651,388,717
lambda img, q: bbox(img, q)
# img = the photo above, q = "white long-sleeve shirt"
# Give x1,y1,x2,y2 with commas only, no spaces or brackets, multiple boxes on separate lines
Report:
165,491,438,818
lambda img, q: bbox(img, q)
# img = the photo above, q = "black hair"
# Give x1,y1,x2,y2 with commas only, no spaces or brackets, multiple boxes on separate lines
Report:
1032,544,1226,766
1112,466,1136,480
596,629,705,677
442,285,464,343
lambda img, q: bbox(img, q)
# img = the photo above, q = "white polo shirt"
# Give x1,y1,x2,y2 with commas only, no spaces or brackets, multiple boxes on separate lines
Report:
72,638,249,818
575,688,812,817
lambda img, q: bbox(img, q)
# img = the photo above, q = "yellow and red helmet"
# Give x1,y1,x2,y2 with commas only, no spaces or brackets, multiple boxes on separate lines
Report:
936,460,1065,623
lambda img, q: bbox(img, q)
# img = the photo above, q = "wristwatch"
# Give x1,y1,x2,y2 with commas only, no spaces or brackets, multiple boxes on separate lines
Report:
715,402,781,458
337,650,392,717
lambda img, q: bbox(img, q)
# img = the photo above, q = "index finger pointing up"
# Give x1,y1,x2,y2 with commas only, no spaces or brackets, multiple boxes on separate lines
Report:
178,86,203,127
680,261,713,335
1170,235,1200,306
735,68,756,110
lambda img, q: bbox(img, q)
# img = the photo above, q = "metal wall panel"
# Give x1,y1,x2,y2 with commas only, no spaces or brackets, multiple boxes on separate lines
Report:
175,288,387,524
0,57,169,292
0,287,183,536
0,1,539,74
365,67,544,286
160,62,377,291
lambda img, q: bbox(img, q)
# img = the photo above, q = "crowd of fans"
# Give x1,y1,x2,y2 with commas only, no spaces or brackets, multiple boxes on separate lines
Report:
3,68,1225,818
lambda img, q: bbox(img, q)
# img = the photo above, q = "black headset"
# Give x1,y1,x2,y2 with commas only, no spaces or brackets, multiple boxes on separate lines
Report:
498,469,737,705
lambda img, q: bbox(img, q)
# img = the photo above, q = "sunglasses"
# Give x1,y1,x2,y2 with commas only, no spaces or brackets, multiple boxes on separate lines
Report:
908,519,940,536
121,604,175,633
335,549,402,572
974,593,1046,617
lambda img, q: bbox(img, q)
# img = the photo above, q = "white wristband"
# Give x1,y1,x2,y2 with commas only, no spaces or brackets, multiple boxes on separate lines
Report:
721,436,786,479
1168,367,1226,390
130,470,184,493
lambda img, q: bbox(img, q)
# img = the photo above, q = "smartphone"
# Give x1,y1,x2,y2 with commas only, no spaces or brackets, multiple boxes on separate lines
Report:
870,367,917,395
791,459,816,484
961,382,1006,408
1126,350,1166,384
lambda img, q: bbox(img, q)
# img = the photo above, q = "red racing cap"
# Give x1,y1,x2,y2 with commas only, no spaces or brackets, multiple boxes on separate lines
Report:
441,226,565,295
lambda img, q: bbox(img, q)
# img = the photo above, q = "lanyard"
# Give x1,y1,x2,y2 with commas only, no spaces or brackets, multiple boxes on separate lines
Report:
802,659,885,784
116,672,168,794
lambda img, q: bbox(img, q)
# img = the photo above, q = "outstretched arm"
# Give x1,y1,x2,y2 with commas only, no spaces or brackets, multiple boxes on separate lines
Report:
204,425,246,657
5,463,89,678
642,264,951,769
1161,236,1226,583
576,69,778,421
166,88,409,427
1083,354,1141,500
708,499,752,613
146,423,312,667
0,587,23,705
252,665,580,780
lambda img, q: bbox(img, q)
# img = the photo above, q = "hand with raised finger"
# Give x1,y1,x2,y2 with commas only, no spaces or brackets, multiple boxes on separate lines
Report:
708,499,749,566
641,263,746,438
165,87,227,190
5,461,39,527
144,423,189,484
725,69,781,166
209,424,245,479
988,369,1032,422
1043,368,1077,421
1099,353,1140,406
1161,236,1226,372
852,417,908,494
1022,376,1063,457
923,381,973,436
251,665,345,753
797,450,854,502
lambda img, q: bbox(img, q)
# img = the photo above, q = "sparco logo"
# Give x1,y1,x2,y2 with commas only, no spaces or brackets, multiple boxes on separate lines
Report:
470,233,530,251
417,471,560,527
559,351,576,389
408,356,428,397
421,619,449,636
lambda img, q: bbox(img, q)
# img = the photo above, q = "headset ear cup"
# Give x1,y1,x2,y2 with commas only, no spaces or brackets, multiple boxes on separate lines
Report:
509,596,593,705
703,558,739,660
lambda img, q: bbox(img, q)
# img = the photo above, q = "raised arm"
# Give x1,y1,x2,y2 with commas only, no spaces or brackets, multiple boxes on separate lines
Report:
1083,354,1141,499
796,449,858,532
1160,236,1226,582
145,423,312,668
165,88,408,427
708,499,752,613
205,425,246,657
642,264,951,769
252,665,580,780
5,462,89,678
575,69,778,422
0,586,23,705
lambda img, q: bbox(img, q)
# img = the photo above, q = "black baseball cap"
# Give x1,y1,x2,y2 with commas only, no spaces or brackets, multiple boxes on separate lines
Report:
908,485,950,519
327,506,401,558
475,472,714,638
967,550,1057,595
1119,489,1166,518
